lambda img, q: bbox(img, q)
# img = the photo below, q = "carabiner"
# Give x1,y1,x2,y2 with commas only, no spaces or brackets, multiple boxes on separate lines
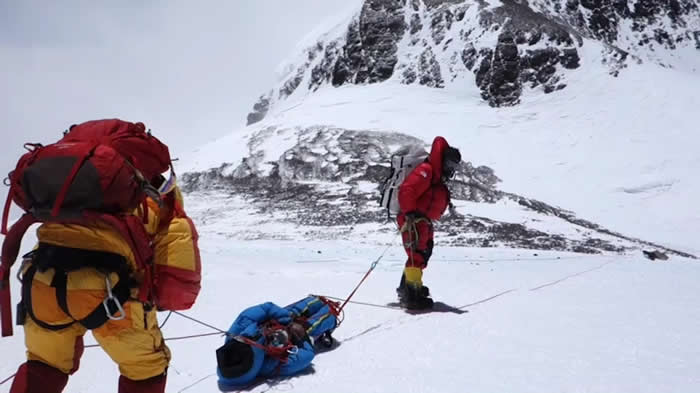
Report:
103,276,126,321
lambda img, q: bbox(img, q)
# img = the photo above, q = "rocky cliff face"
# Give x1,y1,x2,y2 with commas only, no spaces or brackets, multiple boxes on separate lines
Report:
246,0,698,122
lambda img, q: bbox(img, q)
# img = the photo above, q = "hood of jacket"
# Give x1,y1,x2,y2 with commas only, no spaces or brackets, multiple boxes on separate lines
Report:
428,136,449,184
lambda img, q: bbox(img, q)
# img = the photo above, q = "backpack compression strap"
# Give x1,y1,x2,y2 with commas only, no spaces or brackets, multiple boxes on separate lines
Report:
1,214,38,337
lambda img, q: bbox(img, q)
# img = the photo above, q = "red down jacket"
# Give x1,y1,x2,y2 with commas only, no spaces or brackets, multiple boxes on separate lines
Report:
398,136,451,220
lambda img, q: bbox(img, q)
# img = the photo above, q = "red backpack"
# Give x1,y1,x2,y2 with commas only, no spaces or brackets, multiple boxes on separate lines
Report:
0,119,171,337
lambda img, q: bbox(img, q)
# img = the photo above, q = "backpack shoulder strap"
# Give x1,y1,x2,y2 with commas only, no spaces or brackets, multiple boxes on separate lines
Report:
1,214,38,337
86,212,155,304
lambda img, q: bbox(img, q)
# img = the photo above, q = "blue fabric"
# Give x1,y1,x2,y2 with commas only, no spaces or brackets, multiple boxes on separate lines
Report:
285,296,338,339
217,297,336,391
218,302,292,390
259,341,315,377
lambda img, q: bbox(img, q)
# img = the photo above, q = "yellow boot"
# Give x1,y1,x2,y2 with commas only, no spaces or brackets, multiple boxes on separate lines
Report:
403,267,423,287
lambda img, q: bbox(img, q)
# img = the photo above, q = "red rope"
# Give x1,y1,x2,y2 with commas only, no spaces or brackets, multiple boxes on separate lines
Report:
336,242,394,314
236,335,293,363
338,263,377,313
317,296,341,316
315,295,345,327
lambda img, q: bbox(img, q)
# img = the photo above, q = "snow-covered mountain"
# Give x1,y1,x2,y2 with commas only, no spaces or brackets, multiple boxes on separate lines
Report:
246,0,699,122
2,3,700,392
180,0,698,257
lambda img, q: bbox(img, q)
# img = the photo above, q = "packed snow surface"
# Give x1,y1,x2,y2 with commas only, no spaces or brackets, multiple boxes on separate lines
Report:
1,229,699,392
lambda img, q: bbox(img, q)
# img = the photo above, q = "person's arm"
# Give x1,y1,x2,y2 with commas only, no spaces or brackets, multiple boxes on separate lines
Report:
229,302,292,337
277,341,315,376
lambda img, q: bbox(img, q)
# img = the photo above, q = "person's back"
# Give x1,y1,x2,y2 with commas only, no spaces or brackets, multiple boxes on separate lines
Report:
3,119,201,393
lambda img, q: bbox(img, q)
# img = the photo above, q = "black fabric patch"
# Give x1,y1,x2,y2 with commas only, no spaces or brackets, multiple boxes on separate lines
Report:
217,339,254,378
22,156,103,217
32,243,130,274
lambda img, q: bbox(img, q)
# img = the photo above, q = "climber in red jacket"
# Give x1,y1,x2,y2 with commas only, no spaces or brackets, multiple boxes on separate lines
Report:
396,136,461,310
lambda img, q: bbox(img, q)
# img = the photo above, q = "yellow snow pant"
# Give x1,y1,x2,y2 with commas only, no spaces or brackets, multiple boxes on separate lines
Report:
22,269,171,381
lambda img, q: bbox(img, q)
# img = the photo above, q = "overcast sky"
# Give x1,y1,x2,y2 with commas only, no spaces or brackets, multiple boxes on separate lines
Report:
0,0,357,178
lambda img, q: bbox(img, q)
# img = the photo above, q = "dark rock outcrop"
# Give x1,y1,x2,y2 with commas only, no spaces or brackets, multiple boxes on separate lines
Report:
246,92,272,126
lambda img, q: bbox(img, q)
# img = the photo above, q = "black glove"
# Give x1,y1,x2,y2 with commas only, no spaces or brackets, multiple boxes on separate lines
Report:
405,211,425,223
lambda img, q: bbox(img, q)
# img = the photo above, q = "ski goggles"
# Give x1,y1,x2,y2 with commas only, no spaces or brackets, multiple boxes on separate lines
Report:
443,159,460,179
157,167,177,196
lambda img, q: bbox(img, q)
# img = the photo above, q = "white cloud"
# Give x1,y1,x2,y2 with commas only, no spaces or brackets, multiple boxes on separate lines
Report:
0,0,357,178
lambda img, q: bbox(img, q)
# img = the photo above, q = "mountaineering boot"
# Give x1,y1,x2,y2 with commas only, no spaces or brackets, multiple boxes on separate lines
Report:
396,273,429,298
118,373,167,393
397,267,433,310
318,331,335,349
10,361,69,393
400,284,434,310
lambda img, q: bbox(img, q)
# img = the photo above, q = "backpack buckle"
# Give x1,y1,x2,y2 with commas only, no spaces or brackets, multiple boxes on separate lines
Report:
103,276,126,321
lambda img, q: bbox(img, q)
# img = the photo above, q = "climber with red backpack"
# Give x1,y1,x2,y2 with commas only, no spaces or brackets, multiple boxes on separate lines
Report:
0,119,201,393
384,136,461,310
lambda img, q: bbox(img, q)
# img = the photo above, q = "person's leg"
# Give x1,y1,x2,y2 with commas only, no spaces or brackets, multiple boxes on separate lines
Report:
398,215,426,283
10,361,70,393
414,221,434,292
93,301,170,393
117,373,167,393
402,220,432,285
11,316,86,393
305,302,337,339
286,296,320,317
398,219,433,309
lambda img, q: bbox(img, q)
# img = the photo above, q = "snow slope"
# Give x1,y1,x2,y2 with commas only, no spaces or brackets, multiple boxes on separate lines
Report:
182,41,700,255
2,232,698,393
